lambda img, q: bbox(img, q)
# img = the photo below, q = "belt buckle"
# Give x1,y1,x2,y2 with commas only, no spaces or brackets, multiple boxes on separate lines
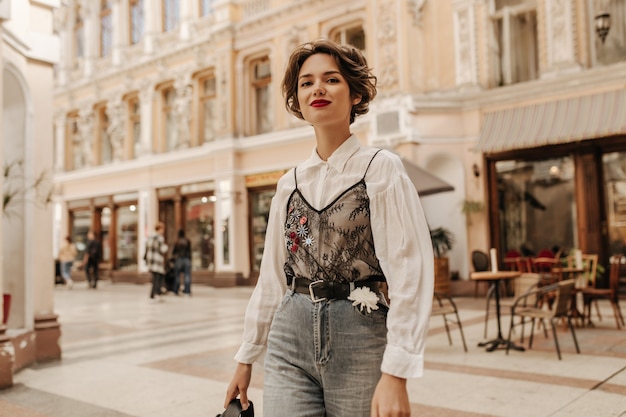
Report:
308,280,327,302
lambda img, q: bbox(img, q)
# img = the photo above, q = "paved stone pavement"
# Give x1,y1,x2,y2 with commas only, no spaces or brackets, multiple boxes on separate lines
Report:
0,281,625,417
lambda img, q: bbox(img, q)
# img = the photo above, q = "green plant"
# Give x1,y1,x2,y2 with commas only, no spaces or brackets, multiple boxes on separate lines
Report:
2,159,52,217
430,227,455,258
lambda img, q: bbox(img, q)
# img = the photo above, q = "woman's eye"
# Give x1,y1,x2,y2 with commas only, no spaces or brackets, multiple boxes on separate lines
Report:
300,81,312,87
327,78,339,83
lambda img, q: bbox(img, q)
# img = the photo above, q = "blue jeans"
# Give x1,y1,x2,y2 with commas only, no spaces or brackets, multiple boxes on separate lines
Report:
264,291,387,417
174,258,191,294
61,261,73,282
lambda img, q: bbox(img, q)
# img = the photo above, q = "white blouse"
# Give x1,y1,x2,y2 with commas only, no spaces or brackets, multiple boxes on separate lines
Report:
234,135,434,379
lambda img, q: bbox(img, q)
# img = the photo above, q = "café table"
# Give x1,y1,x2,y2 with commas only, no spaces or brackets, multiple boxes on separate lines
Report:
471,270,524,352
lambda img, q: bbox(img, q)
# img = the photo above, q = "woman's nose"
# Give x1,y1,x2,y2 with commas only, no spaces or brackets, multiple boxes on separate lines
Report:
313,82,325,96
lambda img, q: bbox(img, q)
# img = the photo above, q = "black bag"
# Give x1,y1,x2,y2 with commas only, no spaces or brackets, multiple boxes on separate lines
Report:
216,399,254,417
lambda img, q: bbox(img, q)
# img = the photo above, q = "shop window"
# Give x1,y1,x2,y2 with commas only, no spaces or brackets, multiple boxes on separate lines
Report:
95,104,113,165
248,56,272,136
73,5,84,65
163,0,180,32
100,207,111,262
249,189,274,272
488,0,538,86
594,0,626,65
603,152,626,256
496,157,576,257
126,93,141,158
200,0,214,16
197,71,217,144
186,196,215,271
330,24,366,50
116,205,139,270
100,0,113,57
130,0,144,44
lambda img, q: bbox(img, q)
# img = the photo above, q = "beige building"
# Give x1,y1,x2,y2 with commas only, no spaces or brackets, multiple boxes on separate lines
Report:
50,0,624,290
1,0,59,387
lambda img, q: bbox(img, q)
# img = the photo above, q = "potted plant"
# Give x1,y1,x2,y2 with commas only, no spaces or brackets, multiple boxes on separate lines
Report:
430,227,455,295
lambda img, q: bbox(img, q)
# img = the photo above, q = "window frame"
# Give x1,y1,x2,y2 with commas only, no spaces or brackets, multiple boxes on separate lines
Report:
65,111,80,171
129,0,144,45
329,22,366,51
163,0,180,32
195,69,217,145
247,55,272,136
73,5,85,65
100,0,113,58
124,92,141,159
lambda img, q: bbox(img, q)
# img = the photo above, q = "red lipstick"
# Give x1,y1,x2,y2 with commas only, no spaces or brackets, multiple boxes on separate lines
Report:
311,100,330,107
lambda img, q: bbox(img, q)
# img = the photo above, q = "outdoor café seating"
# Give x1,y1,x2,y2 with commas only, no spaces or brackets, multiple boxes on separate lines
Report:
506,279,580,360
582,254,625,329
432,291,468,352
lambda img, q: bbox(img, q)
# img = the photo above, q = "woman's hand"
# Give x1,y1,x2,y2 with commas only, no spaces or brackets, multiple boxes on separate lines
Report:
224,363,253,410
370,373,410,417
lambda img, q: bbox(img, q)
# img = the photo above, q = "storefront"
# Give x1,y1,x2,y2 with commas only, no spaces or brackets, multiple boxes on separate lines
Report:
480,89,626,276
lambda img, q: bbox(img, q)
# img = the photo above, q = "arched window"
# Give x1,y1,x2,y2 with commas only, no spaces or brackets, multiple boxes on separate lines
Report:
330,24,365,51
249,56,272,135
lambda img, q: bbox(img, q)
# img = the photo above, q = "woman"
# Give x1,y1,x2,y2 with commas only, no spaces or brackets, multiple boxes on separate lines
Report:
225,39,434,416
58,236,77,289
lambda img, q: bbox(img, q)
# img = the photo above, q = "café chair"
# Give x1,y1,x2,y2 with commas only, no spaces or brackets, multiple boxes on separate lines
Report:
506,279,580,360
582,255,625,329
432,291,468,352
484,272,540,339
531,257,563,285
471,250,490,297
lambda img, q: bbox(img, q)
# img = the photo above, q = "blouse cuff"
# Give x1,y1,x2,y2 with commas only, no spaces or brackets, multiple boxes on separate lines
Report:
234,342,266,365
381,344,424,378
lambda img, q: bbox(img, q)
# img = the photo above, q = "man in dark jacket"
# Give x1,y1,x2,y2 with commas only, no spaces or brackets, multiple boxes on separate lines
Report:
84,231,102,289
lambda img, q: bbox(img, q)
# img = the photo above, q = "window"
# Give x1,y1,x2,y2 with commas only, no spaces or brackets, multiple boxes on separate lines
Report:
185,196,215,271
116,205,139,270
130,0,144,44
126,94,141,158
197,72,217,144
249,56,272,135
73,5,85,64
331,24,365,50
100,0,113,57
95,104,113,165
488,0,538,86
157,84,177,152
163,0,180,32
200,0,214,16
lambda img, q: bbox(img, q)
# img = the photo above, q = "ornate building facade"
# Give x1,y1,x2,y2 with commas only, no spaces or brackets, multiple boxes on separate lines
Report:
51,0,625,292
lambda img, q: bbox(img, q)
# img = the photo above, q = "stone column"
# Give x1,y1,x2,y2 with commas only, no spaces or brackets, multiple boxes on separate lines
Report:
53,113,66,172
138,83,154,156
106,98,125,162
79,0,97,78
143,0,157,55
452,0,479,88
77,108,94,167
179,0,192,41
173,73,192,149
111,0,123,66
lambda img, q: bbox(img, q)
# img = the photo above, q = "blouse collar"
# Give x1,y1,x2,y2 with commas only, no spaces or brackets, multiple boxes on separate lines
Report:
300,134,360,174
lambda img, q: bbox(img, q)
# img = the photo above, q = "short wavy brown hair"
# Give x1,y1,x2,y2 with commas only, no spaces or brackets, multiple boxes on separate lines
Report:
281,39,377,125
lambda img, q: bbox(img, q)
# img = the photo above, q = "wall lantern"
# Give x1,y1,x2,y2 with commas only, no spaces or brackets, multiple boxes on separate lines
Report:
595,12,611,43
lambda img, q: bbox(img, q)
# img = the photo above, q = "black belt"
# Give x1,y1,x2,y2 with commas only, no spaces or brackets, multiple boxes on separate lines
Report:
292,277,381,302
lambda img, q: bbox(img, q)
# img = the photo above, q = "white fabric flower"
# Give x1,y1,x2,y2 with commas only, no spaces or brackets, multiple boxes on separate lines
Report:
348,287,380,313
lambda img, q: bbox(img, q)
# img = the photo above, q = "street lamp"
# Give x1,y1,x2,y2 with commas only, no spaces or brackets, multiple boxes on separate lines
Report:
595,12,611,43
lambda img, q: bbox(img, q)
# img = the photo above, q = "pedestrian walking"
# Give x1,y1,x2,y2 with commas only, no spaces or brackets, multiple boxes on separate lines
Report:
145,222,169,302
58,236,77,289
172,229,192,296
84,231,102,289
224,39,434,417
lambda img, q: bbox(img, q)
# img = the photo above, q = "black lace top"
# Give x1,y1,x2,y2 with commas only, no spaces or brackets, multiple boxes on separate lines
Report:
283,151,386,284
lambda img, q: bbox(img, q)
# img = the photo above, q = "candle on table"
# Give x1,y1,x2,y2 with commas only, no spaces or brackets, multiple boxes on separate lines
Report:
490,248,498,272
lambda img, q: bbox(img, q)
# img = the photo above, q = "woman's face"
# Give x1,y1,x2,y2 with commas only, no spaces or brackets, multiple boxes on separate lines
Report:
296,53,361,128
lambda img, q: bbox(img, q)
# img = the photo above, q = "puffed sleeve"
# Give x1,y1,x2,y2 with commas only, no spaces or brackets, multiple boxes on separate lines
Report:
369,154,434,378
234,175,291,364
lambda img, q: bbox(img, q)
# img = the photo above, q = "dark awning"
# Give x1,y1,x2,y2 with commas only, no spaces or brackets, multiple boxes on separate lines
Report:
401,158,454,197
475,89,626,153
